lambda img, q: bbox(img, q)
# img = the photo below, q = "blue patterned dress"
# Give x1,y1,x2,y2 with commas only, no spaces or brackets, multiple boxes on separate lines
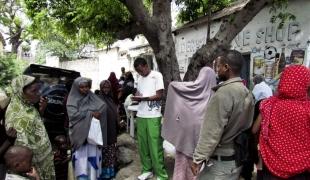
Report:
72,143,102,180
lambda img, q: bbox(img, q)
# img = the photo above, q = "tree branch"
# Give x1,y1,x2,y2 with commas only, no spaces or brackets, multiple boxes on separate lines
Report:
115,22,142,40
206,0,212,42
9,27,23,40
0,32,6,46
152,0,170,17
184,0,272,81
16,40,22,46
120,0,150,25
120,0,160,51
214,0,271,44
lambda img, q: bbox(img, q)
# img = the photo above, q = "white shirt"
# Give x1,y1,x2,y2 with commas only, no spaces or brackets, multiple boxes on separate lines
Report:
252,81,273,102
136,71,164,118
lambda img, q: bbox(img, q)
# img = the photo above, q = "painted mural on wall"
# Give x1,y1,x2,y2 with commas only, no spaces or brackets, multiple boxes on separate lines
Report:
236,19,305,83
233,17,308,90
252,46,305,90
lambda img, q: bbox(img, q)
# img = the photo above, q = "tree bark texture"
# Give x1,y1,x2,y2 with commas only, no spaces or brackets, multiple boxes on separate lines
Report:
0,32,5,46
122,0,181,90
9,27,23,54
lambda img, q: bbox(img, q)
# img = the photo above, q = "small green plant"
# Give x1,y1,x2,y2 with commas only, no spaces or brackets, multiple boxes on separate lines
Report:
0,54,27,88
22,44,31,52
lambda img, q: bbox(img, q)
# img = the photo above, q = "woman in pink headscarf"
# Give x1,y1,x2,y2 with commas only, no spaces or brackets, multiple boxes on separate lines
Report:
253,65,310,179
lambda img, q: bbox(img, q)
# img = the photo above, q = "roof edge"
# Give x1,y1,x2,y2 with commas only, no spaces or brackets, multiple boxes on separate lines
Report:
172,0,250,33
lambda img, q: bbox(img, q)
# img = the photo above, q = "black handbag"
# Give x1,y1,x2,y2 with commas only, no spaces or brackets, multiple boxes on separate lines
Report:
234,131,250,167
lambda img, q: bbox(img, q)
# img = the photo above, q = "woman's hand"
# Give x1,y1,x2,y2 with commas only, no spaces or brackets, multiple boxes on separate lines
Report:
92,112,101,119
39,97,48,115
26,167,40,180
191,162,202,176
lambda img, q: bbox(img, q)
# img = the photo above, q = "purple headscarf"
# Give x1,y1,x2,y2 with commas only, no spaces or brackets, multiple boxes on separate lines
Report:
162,67,217,157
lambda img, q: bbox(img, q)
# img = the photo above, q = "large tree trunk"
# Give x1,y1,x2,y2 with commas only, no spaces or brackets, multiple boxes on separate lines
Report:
155,44,181,88
184,0,271,81
151,0,181,88
11,41,21,54
10,28,23,54
122,0,181,89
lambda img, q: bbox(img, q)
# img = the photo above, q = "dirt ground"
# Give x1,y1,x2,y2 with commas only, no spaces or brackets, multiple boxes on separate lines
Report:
116,134,256,180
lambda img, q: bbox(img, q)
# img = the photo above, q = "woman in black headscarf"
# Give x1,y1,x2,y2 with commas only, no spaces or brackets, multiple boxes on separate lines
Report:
98,80,119,179
119,72,135,104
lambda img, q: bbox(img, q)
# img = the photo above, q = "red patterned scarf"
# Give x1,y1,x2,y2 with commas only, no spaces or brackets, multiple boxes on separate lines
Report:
259,65,310,178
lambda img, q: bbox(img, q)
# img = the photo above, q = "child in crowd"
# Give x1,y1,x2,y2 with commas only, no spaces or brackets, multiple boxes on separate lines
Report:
53,135,70,180
0,89,15,179
4,145,40,180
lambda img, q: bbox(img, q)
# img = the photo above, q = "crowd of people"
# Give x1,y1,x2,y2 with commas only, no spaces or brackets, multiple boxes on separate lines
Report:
0,67,135,180
162,50,310,180
0,50,309,180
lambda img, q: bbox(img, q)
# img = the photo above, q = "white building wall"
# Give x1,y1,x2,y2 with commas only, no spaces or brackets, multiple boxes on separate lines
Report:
98,47,130,81
57,47,131,90
175,0,310,81
44,33,159,90
60,58,100,90
45,56,60,67
175,21,221,77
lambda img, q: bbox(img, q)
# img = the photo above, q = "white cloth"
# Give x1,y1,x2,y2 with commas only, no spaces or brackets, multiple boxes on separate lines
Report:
72,143,102,179
124,94,133,118
163,140,176,156
5,174,30,180
252,81,273,102
136,71,164,118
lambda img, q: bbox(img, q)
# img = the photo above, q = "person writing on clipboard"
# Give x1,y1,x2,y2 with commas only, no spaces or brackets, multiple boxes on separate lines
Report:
131,57,168,180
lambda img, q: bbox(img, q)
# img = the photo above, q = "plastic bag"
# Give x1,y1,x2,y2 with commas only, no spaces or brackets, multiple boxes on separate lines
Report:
87,117,103,145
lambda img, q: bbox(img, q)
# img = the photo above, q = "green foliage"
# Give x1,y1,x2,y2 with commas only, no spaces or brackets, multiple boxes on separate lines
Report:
143,0,152,13
270,0,294,29
23,0,138,61
0,54,27,88
176,0,293,29
27,9,86,62
0,0,22,27
0,0,30,53
25,0,132,46
24,0,237,45
21,44,31,52
34,38,80,63
175,0,235,24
